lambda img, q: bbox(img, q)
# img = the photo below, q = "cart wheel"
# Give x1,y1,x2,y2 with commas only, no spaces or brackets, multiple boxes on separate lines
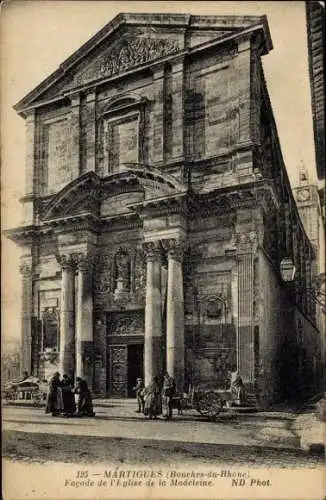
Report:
33,395,42,407
195,391,223,420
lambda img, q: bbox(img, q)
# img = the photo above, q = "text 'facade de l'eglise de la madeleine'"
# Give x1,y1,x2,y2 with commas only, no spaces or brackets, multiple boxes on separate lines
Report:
7,13,323,404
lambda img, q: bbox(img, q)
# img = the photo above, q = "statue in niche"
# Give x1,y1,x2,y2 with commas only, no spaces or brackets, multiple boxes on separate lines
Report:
114,249,131,300
134,248,146,296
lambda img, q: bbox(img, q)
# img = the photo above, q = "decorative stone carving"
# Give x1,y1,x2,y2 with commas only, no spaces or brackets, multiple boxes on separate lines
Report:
108,311,144,336
109,345,127,397
19,264,32,276
56,253,76,269
134,246,146,294
143,241,163,262
94,254,114,294
199,294,227,321
73,252,94,271
74,37,180,86
114,248,131,300
162,238,186,262
235,231,260,254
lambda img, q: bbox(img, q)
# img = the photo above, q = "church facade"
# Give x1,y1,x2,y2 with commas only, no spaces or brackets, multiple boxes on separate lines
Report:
8,13,322,403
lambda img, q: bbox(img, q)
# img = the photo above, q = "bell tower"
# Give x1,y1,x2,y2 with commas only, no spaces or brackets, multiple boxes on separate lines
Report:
293,164,325,274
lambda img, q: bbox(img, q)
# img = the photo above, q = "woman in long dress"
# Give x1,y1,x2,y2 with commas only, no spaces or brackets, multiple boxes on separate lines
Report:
143,376,161,419
75,377,95,417
61,374,76,416
45,372,63,416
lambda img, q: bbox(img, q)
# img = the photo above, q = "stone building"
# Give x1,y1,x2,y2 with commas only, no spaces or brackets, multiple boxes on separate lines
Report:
7,13,322,402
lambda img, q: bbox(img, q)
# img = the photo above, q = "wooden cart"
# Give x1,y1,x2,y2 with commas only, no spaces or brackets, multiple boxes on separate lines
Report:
4,377,47,407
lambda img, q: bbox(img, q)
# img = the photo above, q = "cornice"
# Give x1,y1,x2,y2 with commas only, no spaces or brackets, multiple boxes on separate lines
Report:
129,192,189,218
4,225,38,245
40,212,103,234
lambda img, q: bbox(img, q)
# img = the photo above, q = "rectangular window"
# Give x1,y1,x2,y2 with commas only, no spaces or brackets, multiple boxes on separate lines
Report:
105,114,139,173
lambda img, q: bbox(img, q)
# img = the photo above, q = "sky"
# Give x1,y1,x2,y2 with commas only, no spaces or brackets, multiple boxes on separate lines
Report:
1,1,318,347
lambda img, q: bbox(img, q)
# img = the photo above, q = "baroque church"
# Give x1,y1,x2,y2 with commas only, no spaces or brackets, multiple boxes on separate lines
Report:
8,13,323,404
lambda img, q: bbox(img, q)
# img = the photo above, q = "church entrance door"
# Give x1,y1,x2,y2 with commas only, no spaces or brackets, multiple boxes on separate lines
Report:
127,344,143,397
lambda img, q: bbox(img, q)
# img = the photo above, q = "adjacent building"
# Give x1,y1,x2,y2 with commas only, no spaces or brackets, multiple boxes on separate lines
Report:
7,13,323,403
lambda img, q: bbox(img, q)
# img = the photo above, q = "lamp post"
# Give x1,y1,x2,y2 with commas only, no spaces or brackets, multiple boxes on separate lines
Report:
280,258,296,282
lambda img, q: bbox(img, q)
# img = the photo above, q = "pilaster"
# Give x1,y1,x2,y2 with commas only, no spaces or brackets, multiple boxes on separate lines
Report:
70,93,81,176
23,110,37,225
170,58,185,161
85,90,96,172
19,263,33,377
150,65,165,164
234,231,259,388
237,38,252,145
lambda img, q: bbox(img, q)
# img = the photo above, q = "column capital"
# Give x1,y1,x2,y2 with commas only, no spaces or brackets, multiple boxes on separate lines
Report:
56,253,76,270
19,263,32,277
162,238,186,262
235,231,261,255
73,252,94,271
143,241,163,262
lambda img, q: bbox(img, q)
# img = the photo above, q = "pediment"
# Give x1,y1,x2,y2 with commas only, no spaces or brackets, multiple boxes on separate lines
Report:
14,13,272,114
41,166,186,220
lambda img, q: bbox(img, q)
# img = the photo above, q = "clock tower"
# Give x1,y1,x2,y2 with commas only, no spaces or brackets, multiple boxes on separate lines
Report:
293,167,325,275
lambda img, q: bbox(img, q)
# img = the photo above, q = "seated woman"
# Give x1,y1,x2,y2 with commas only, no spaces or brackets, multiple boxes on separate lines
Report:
142,376,161,419
75,377,95,417
230,371,246,405
61,374,76,417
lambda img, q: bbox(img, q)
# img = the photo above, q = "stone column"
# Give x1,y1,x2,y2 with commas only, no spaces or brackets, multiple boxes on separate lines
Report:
58,255,76,376
19,264,33,377
164,239,185,392
75,254,94,387
143,241,163,386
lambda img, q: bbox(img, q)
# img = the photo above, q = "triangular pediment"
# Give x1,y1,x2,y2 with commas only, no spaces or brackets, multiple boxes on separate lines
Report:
14,13,272,115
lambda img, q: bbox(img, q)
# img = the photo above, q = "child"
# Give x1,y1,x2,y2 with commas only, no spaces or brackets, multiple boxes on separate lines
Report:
133,377,145,413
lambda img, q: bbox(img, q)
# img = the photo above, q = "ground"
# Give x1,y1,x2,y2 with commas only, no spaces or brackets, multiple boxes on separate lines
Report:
2,400,325,500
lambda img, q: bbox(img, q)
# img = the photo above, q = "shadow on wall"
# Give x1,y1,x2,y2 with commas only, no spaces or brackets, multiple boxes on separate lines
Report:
274,340,316,403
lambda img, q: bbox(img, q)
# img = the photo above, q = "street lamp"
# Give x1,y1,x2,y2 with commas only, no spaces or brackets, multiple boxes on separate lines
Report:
280,258,296,282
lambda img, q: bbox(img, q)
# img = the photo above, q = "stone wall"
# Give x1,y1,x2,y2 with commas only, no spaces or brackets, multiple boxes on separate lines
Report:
257,250,284,405
295,309,323,399
185,213,236,389
32,31,253,199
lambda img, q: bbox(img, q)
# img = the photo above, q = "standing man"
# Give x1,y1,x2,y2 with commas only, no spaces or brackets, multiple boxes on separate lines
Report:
133,377,145,413
162,371,176,420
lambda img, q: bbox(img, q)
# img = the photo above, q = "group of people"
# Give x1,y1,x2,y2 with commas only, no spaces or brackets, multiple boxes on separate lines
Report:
133,371,176,420
45,372,95,418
